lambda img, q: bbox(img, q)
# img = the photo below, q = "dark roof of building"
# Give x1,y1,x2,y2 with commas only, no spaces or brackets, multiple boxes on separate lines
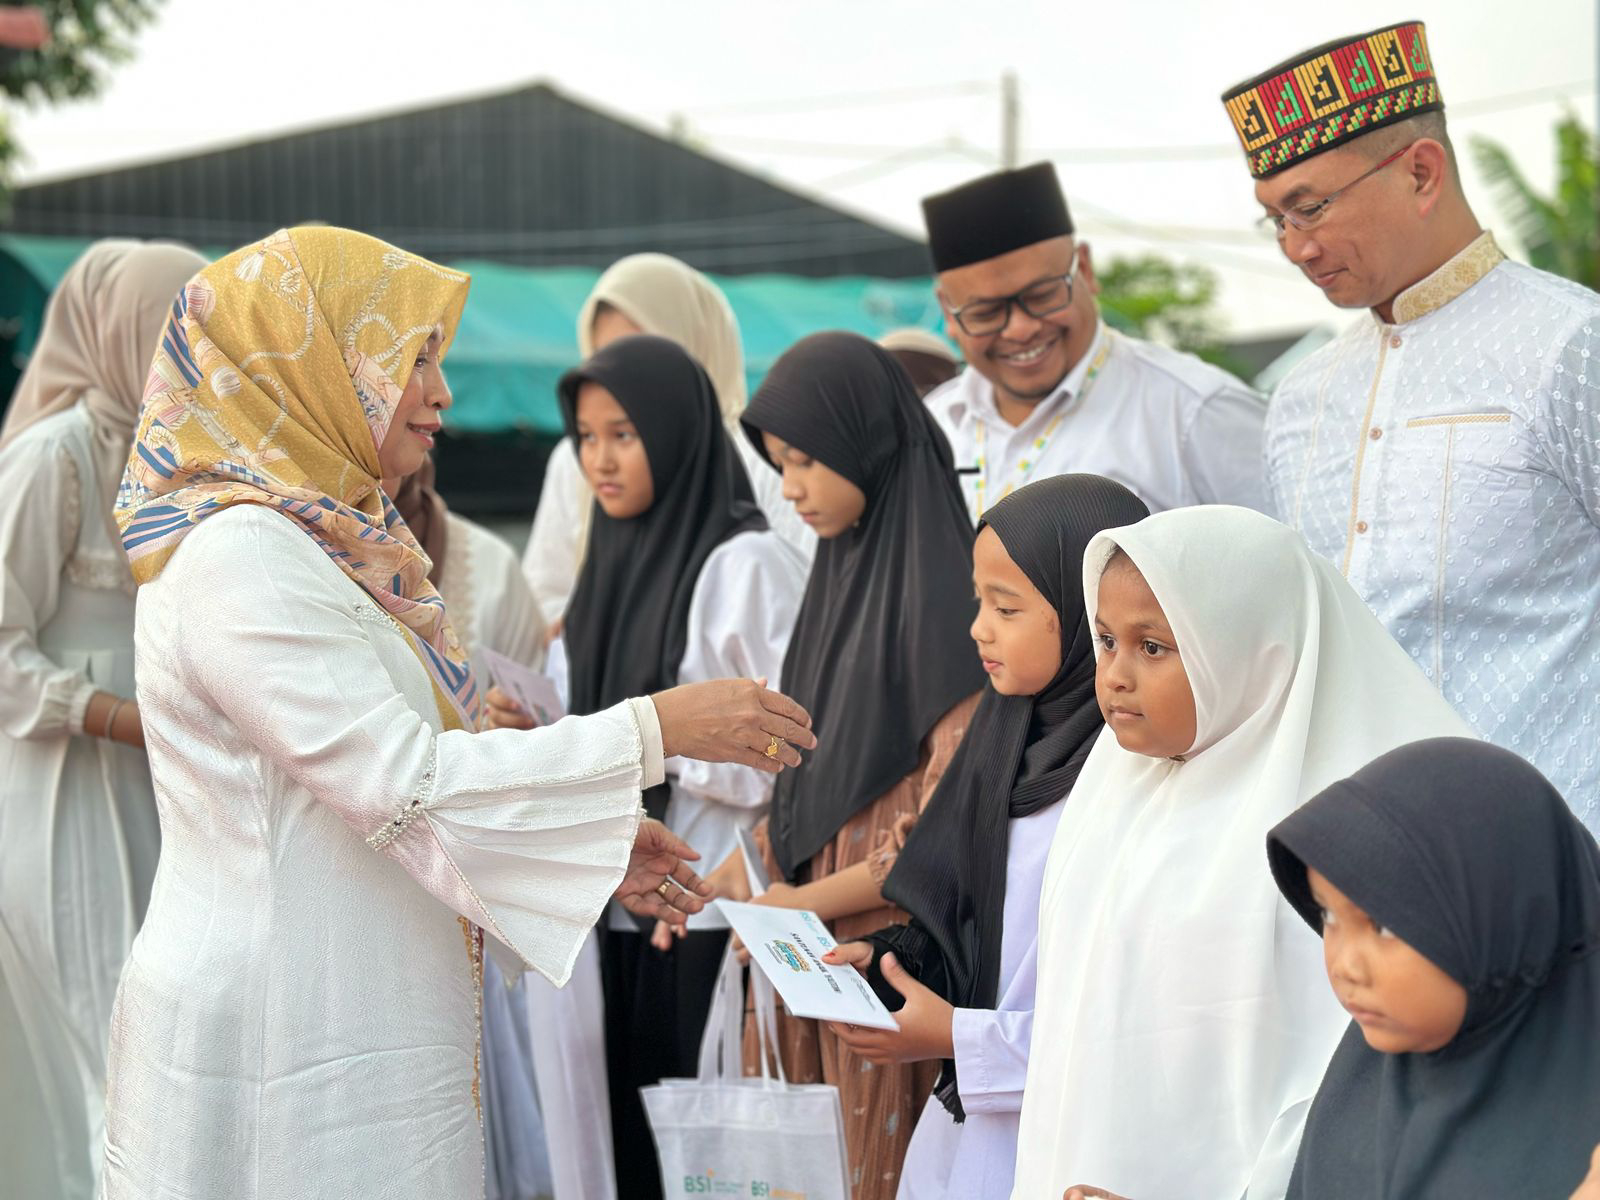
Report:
5,82,931,278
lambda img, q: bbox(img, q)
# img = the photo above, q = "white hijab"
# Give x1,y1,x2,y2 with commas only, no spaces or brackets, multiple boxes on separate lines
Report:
1011,506,1474,1200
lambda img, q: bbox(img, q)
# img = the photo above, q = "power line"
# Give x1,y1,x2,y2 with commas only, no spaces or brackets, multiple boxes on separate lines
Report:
1448,80,1597,117
679,80,994,119
699,79,1596,164
689,133,978,159
808,138,993,191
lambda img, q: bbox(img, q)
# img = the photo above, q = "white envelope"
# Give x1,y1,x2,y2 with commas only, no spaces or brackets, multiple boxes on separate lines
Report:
736,825,770,898
718,900,899,1031
481,647,565,728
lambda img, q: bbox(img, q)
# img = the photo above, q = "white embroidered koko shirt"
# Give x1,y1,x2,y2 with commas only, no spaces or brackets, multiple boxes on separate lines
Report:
1267,233,1600,829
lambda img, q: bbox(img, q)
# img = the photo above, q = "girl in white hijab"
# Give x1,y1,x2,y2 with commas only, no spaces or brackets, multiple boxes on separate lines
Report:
0,239,205,1200
522,253,813,627
1010,505,1474,1200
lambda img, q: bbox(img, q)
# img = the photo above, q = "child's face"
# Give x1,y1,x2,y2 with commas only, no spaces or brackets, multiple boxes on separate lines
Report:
969,525,1062,696
1093,555,1196,758
760,431,867,539
575,382,654,519
1307,867,1468,1054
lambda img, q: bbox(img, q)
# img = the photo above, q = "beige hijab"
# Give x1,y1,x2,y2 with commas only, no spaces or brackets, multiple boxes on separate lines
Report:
568,254,751,564
575,253,747,422
1,239,207,511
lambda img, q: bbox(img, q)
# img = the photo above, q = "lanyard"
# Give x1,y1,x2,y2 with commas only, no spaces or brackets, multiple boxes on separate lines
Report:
972,331,1113,518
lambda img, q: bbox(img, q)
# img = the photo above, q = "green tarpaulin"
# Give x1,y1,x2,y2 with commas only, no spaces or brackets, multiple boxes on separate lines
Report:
0,234,950,435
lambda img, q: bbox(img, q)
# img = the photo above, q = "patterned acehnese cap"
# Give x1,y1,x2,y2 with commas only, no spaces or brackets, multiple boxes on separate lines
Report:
1221,21,1442,179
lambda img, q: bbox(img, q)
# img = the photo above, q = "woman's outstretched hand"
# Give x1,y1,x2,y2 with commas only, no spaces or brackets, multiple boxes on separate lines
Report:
614,818,712,926
651,678,816,773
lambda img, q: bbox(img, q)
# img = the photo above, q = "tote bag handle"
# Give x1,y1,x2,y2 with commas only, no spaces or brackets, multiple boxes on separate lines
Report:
696,942,788,1088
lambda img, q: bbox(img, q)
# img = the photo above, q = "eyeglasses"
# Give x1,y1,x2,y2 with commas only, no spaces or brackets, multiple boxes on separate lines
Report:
1258,141,1417,236
944,250,1080,338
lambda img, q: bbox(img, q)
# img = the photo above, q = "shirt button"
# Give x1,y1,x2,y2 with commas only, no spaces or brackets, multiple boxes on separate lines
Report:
1390,335,1403,349
1356,520,1370,533
1370,427,1384,440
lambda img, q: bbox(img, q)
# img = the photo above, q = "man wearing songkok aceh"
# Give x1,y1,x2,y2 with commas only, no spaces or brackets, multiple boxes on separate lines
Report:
920,161,1269,520
1223,20,1600,832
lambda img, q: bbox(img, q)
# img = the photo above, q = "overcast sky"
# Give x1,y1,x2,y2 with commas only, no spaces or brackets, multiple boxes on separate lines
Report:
10,0,1595,337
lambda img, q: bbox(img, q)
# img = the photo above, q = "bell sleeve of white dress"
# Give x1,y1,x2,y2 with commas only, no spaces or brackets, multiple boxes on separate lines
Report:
0,439,97,739
522,440,586,628
672,532,805,809
174,508,659,987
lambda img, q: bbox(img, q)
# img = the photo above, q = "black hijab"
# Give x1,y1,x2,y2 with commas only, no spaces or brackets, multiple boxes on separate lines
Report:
561,333,766,821
1268,737,1600,1200
741,332,983,880
870,474,1148,1120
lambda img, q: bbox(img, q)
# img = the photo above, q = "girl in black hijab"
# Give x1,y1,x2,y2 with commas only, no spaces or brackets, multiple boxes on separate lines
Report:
559,334,809,1200
736,331,985,1200
822,474,1148,1200
1268,737,1600,1199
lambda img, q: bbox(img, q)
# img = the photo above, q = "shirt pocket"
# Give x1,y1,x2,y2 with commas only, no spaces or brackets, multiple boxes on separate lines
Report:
1398,412,1517,681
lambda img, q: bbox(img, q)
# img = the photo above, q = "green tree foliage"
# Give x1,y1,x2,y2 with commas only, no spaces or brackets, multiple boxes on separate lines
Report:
0,1,162,195
1471,114,1598,290
1095,254,1248,376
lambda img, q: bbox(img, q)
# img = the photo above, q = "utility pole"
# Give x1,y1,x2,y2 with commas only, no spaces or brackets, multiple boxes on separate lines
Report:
1001,71,1020,168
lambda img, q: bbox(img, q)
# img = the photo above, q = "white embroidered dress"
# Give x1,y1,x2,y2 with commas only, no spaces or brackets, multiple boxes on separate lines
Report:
1266,233,1600,830
0,403,161,1200
100,505,658,1199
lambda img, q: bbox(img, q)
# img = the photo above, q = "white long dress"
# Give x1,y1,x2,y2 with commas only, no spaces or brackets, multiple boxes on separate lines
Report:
897,801,1064,1200
532,527,806,1200
437,513,555,1200
523,437,813,627
100,504,659,1199
0,403,161,1200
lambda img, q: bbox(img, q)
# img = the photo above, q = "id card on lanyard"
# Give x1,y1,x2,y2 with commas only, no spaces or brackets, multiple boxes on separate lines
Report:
972,329,1112,518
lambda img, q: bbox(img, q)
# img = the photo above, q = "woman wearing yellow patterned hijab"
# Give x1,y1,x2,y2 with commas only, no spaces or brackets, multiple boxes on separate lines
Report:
118,225,479,727
98,226,819,1199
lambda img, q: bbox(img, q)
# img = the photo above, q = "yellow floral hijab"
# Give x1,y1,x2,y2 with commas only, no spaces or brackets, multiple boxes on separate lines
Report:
117,226,480,729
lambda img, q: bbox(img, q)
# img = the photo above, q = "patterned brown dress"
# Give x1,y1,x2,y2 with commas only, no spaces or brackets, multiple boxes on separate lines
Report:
744,693,979,1200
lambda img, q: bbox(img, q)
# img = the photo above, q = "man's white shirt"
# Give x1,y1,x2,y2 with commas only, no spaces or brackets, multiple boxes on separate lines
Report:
927,322,1270,521
1267,232,1600,831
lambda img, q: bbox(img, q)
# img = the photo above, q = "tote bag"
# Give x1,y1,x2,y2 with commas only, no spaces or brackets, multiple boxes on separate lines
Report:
642,943,850,1199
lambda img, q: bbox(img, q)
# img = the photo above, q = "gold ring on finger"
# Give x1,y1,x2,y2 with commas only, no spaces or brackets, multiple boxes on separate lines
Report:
764,735,783,759
656,880,674,899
